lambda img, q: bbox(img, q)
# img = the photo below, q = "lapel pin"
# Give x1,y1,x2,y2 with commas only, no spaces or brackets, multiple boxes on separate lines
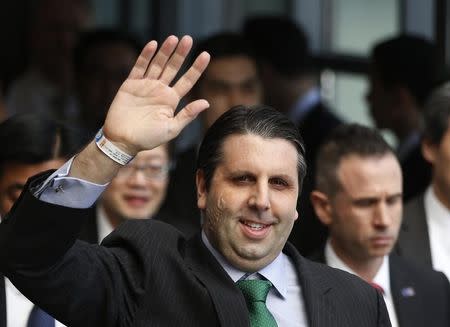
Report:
400,287,415,297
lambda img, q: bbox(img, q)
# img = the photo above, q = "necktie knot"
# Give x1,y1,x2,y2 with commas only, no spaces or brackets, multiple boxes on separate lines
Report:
236,279,272,303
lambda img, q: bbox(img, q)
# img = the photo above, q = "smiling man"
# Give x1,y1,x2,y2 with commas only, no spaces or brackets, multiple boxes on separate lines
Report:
79,144,171,243
0,36,391,326
310,124,450,327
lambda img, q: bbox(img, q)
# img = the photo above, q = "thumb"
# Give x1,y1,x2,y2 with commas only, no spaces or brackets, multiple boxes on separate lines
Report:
171,99,210,137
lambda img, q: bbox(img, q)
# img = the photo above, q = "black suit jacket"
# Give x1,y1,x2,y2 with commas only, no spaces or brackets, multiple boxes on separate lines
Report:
289,102,343,256
400,144,431,202
0,178,390,327
309,250,450,326
395,194,433,267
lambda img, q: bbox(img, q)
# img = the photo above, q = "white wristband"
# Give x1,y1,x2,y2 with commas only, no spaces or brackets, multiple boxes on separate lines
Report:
95,128,134,165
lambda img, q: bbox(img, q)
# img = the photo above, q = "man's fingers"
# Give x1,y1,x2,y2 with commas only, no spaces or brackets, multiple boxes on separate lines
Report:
128,40,158,79
171,99,210,136
144,35,179,80
159,36,193,85
173,51,210,98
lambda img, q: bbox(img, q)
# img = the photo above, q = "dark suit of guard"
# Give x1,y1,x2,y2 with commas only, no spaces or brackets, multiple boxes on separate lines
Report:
309,249,450,326
395,194,433,267
0,174,391,327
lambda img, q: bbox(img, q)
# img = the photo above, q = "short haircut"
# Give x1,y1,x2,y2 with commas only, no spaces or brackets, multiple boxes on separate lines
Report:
197,105,306,191
74,28,141,74
371,35,441,107
243,15,312,78
0,114,86,176
422,81,450,145
315,124,394,196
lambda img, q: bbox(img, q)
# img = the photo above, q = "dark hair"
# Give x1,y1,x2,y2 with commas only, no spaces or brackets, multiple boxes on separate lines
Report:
371,35,441,107
196,105,306,191
243,15,312,78
190,31,260,88
0,114,86,176
191,32,257,64
74,28,141,74
316,124,394,195
422,81,450,145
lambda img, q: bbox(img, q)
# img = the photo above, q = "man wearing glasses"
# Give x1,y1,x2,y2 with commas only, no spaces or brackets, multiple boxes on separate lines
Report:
80,144,172,243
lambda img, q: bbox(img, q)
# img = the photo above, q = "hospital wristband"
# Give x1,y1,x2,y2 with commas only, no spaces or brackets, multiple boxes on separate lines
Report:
94,128,134,165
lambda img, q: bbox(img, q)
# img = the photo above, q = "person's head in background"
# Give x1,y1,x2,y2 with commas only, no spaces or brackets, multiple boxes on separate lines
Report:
99,143,172,228
311,124,402,280
189,32,263,130
366,35,441,143
243,15,315,114
74,28,141,135
28,0,93,90
0,114,84,217
421,81,450,210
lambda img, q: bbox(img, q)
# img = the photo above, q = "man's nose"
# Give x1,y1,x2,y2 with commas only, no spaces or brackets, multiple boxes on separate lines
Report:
373,202,390,228
127,168,148,186
248,183,271,211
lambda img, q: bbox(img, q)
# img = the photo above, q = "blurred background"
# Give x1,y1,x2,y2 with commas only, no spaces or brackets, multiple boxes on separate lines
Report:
0,0,448,145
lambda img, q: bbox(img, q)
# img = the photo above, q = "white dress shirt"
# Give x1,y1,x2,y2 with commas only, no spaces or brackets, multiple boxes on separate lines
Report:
424,186,450,279
5,277,66,327
96,205,115,243
325,241,398,327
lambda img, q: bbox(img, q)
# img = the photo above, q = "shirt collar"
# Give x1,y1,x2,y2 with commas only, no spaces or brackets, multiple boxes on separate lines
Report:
96,205,115,242
325,240,392,297
288,87,321,123
201,231,288,298
425,185,450,228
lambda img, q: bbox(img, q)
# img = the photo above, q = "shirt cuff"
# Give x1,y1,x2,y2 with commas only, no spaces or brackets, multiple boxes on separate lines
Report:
35,157,109,208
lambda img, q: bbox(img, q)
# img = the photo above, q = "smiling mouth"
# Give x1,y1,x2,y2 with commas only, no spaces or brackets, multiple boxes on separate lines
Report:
123,195,149,206
241,220,269,230
239,219,272,239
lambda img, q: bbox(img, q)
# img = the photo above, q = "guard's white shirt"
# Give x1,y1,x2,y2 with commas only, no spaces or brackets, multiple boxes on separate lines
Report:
424,186,450,280
325,241,398,327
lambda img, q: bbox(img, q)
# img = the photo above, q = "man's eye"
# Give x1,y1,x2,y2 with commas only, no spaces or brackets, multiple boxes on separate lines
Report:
354,199,375,207
270,178,288,187
233,175,252,183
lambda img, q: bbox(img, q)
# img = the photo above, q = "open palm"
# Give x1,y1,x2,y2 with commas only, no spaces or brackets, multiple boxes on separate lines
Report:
103,35,210,155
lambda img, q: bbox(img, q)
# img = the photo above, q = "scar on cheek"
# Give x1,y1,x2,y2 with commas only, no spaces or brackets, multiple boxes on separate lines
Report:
217,195,226,210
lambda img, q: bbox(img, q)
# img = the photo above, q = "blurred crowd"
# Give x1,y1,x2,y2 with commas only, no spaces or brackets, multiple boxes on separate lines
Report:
0,0,449,326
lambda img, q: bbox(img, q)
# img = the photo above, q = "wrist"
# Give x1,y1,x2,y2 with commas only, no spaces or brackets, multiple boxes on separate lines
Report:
95,128,135,165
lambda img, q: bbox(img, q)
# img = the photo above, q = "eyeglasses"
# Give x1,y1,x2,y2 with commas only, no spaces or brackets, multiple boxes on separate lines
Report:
116,162,172,180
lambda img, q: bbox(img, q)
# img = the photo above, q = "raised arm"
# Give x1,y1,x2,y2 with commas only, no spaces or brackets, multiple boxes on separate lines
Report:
71,35,210,184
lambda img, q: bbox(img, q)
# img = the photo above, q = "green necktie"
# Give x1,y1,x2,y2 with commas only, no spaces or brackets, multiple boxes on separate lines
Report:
236,279,278,327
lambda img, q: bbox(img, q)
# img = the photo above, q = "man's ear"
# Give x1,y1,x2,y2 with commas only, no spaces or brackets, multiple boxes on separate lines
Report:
310,190,333,226
196,169,207,210
421,138,438,165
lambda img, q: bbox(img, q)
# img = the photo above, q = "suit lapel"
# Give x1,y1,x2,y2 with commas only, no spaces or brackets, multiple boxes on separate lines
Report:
389,255,424,327
185,235,249,327
0,277,6,327
397,195,432,267
284,243,340,327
